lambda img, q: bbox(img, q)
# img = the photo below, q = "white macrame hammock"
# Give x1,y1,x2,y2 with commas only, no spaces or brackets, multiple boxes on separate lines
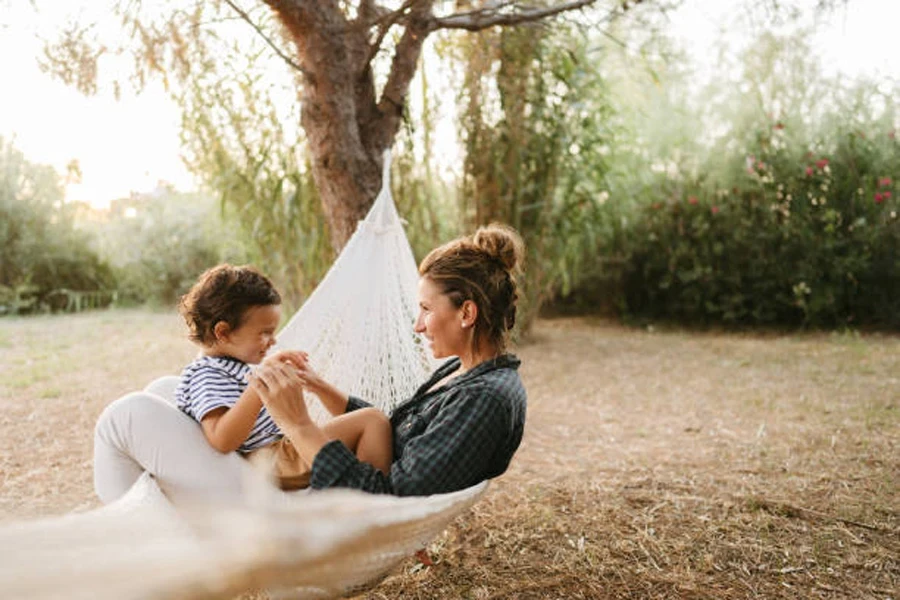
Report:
0,154,488,600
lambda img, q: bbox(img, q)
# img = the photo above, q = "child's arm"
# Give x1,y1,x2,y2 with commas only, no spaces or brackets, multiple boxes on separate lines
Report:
295,362,350,416
199,386,264,453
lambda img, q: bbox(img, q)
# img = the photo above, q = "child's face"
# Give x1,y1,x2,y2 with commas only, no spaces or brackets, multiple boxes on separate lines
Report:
215,304,281,364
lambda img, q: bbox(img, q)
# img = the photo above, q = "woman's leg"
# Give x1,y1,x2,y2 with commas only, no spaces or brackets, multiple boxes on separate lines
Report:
321,408,393,474
93,390,251,505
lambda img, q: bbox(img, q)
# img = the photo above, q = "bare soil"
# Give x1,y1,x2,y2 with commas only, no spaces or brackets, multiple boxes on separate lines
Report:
0,311,897,599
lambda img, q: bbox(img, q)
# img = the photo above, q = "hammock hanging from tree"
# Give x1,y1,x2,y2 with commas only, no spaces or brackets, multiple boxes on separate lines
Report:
0,153,489,600
272,151,438,422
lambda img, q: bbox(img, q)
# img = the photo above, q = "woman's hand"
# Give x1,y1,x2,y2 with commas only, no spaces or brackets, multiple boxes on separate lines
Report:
251,361,313,427
251,361,331,471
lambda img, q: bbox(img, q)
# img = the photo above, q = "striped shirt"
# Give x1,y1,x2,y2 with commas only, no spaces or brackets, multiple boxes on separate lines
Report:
174,355,282,452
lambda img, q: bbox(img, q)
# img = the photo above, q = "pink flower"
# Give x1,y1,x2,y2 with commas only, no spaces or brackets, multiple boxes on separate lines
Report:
815,158,829,169
805,167,814,177
875,193,884,204
688,196,698,205
885,191,893,199
879,177,892,187
710,206,720,215
757,161,765,170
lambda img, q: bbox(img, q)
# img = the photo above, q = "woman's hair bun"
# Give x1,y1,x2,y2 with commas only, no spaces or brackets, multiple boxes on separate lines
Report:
472,223,525,274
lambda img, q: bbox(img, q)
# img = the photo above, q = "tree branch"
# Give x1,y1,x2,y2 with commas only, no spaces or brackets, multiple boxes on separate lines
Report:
361,0,418,68
371,1,433,149
222,0,310,77
357,0,391,24
432,0,602,31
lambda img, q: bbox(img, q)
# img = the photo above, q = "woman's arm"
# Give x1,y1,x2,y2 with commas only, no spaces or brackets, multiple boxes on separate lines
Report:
250,361,332,461
199,386,264,453
278,380,508,495
253,363,512,496
315,387,508,495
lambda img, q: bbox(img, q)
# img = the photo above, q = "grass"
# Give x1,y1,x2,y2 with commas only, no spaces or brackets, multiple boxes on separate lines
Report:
0,310,897,598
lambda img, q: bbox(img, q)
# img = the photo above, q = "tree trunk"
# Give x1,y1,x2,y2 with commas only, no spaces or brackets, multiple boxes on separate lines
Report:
266,0,432,251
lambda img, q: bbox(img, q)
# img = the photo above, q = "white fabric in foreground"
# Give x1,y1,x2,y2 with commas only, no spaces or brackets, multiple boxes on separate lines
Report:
0,472,487,600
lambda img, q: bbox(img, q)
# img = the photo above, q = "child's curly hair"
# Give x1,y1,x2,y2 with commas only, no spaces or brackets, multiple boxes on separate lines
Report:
179,264,281,346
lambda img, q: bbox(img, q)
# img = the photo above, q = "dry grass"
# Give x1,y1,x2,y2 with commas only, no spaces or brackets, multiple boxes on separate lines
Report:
1,311,897,598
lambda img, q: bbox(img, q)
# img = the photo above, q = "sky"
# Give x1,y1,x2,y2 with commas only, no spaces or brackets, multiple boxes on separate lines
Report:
0,0,898,209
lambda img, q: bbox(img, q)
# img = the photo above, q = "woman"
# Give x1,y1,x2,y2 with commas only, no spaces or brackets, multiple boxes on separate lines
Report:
253,223,527,495
93,223,526,501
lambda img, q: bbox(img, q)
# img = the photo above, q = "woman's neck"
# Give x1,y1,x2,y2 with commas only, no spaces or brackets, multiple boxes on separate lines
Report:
457,343,501,374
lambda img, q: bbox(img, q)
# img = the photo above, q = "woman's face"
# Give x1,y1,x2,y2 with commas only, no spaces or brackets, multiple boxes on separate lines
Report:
414,277,468,359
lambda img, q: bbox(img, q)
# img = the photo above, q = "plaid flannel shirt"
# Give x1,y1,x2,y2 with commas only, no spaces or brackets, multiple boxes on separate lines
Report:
309,354,526,496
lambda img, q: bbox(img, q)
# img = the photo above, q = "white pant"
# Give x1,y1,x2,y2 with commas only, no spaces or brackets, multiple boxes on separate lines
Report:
93,376,254,505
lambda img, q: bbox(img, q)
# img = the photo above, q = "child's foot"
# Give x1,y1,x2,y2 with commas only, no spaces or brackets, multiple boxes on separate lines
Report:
277,471,311,491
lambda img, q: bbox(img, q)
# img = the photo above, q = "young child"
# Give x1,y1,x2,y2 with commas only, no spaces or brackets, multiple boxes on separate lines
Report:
174,264,392,490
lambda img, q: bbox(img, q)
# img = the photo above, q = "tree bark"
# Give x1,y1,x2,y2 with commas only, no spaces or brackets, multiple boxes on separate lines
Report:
262,0,603,251
266,1,386,251
264,0,434,251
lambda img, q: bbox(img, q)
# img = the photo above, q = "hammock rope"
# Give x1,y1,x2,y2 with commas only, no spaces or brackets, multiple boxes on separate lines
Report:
0,152,488,600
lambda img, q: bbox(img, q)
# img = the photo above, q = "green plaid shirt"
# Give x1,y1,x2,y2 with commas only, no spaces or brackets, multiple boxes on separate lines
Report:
309,354,526,496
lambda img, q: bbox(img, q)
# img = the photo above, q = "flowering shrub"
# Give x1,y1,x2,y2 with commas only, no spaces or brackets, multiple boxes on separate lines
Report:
611,123,900,328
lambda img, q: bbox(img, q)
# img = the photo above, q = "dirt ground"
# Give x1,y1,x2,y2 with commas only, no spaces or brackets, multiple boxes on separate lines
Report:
0,311,897,598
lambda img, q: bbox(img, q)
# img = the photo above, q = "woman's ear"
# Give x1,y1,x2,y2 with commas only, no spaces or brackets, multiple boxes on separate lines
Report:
461,299,478,327
213,321,231,342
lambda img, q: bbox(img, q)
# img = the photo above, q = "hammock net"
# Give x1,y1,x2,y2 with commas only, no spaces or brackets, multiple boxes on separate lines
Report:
0,153,487,599
273,153,438,421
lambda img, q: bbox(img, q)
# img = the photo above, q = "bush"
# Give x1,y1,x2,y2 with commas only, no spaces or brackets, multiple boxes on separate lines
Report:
0,138,116,314
86,191,249,307
614,122,900,328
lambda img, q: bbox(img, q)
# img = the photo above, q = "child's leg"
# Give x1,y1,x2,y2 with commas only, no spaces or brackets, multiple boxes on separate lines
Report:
248,440,312,490
321,407,393,474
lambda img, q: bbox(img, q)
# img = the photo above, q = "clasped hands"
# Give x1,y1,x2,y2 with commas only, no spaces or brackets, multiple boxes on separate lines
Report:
250,350,320,427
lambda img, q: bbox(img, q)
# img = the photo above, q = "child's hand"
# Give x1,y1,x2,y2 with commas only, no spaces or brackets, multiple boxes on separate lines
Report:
264,350,309,370
294,361,326,395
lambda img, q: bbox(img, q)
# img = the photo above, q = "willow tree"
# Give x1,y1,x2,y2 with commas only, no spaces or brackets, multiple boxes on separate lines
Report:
43,0,634,251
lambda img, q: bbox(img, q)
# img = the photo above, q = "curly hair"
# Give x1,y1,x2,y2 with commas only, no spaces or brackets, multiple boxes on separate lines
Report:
178,264,281,346
418,223,525,353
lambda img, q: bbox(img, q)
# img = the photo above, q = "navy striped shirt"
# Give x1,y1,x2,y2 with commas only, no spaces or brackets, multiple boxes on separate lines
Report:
174,355,282,452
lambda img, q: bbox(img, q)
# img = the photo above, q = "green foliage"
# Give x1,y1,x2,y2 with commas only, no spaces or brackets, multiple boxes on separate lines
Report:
391,54,464,261
177,29,463,311
608,84,900,328
539,24,900,330
455,23,616,331
84,191,249,307
177,40,331,312
0,138,115,314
